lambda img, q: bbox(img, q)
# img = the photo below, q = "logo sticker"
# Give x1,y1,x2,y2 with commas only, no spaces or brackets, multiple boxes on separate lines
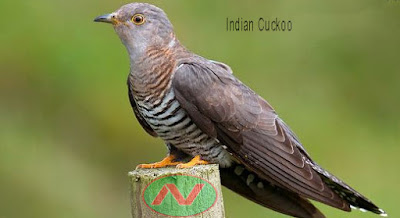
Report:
142,174,217,217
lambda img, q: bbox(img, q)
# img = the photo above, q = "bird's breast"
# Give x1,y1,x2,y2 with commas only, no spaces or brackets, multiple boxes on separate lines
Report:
135,88,233,167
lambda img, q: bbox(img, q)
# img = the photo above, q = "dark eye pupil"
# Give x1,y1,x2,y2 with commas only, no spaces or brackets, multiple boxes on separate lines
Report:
135,17,142,22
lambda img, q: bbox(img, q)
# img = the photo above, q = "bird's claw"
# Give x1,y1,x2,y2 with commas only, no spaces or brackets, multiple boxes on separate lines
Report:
176,155,209,168
136,155,181,169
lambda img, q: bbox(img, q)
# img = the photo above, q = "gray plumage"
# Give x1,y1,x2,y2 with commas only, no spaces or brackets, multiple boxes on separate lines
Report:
94,3,386,218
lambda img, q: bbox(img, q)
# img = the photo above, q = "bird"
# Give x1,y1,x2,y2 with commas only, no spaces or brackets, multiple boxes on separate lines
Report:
94,3,386,218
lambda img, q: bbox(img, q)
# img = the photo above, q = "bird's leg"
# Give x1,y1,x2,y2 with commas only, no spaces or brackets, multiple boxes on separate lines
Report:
136,155,181,169
176,155,209,168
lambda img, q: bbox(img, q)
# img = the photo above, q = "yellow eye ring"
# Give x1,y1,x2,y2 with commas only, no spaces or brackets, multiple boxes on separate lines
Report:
131,14,145,25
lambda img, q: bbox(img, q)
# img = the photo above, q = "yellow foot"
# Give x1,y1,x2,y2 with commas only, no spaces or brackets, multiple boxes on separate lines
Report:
136,155,181,169
177,155,209,168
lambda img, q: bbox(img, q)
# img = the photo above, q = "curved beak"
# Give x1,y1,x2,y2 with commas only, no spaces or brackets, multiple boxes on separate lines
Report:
94,14,113,24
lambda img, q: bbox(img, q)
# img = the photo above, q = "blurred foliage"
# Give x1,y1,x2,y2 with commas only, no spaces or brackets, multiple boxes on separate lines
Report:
1,0,399,217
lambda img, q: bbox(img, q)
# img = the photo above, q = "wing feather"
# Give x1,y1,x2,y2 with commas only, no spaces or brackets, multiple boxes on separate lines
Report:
172,60,350,211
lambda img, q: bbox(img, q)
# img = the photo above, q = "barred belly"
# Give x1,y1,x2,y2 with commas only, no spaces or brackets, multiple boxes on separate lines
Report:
135,88,233,167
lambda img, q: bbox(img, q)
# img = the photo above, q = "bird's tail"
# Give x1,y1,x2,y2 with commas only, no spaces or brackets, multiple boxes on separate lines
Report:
311,163,387,216
220,164,325,218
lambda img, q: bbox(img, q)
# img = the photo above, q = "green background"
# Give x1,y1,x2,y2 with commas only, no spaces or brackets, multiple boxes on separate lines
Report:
1,0,399,217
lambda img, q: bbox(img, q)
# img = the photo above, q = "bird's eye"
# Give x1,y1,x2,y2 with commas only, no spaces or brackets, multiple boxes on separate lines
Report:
131,14,145,25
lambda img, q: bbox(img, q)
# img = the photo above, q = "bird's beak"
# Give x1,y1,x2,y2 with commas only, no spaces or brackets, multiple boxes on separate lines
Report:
94,14,113,24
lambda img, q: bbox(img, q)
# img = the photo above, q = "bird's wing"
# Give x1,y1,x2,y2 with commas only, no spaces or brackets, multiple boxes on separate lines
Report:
172,61,350,211
127,79,158,137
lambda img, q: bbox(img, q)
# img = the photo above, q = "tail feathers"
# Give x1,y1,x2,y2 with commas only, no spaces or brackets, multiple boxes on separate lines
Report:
220,165,325,218
311,164,387,217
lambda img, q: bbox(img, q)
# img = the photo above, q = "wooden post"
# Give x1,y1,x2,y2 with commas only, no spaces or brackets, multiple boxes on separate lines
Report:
128,164,225,218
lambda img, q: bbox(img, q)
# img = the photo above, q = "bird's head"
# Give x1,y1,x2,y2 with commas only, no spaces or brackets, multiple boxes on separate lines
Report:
94,3,175,56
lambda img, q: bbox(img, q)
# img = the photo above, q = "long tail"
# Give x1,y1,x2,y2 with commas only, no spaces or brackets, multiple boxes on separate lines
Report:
220,164,325,218
311,163,387,216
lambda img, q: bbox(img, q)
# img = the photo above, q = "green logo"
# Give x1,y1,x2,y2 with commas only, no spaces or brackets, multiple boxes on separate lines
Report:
142,174,217,217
